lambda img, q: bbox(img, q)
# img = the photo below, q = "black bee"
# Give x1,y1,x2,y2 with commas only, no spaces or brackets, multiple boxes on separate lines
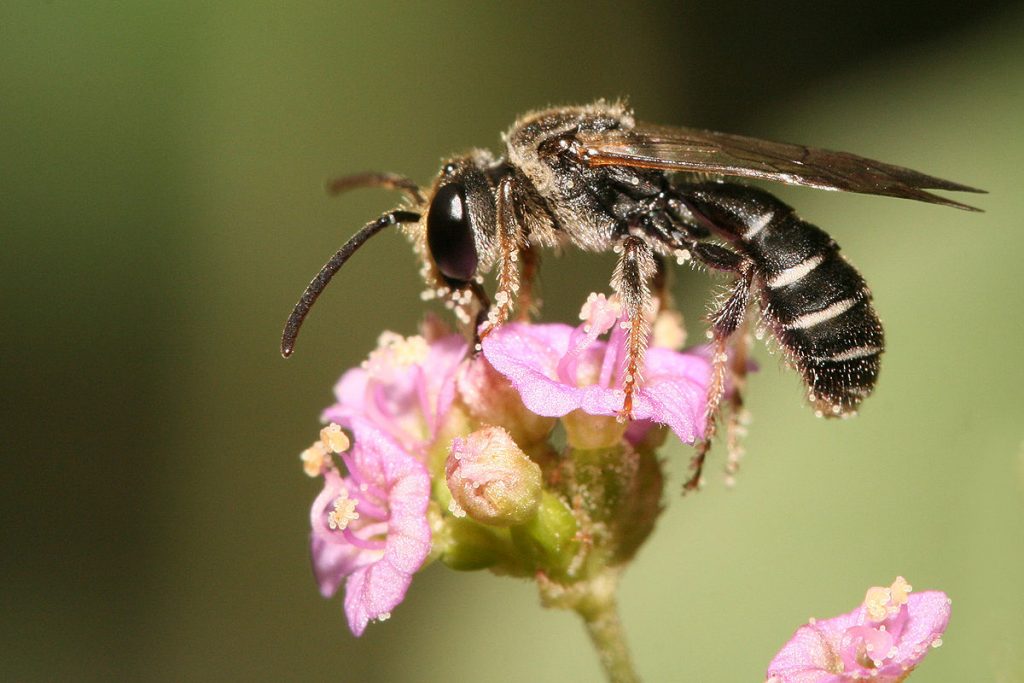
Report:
282,101,982,436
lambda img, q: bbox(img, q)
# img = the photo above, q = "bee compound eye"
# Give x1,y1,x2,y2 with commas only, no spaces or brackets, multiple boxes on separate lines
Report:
427,183,478,285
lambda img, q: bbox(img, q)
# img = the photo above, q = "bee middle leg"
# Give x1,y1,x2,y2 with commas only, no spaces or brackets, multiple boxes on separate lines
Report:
612,235,657,419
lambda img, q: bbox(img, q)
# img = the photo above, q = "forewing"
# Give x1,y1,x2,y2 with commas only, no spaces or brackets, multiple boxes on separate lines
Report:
576,123,984,211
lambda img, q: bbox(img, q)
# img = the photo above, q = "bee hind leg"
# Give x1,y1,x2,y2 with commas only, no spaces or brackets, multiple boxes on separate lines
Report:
684,245,754,493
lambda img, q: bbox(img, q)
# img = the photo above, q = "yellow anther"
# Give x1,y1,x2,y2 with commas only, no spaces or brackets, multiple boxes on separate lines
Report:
328,490,360,531
300,442,328,477
320,423,350,454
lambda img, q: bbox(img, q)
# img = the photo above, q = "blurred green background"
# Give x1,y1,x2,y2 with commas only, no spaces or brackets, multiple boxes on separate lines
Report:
3,2,1022,681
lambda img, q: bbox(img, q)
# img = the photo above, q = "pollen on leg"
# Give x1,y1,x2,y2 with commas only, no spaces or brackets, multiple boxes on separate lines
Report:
617,309,648,422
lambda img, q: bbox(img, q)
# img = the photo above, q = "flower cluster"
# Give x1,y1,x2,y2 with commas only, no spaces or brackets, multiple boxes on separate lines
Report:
766,576,951,682
294,293,954,682
299,295,713,636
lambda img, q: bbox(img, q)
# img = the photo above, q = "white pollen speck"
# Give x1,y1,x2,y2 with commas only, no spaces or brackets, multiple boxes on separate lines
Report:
448,498,466,518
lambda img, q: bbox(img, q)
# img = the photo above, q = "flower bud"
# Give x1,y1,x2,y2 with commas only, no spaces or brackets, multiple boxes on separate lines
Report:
446,426,542,526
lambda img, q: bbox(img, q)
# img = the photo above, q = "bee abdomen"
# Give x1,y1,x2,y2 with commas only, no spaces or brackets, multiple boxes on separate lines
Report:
684,182,884,416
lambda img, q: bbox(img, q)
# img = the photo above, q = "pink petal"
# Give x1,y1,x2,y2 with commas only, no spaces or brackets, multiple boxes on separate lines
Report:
766,622,846,682
310,531,369,598
891,592,950,667
308,424,432,636
482,322,712,444
322,334,467,453
344,556,413,637
482,323,583,416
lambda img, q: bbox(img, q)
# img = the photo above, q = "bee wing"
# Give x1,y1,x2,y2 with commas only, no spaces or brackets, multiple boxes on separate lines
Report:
576,123,985,211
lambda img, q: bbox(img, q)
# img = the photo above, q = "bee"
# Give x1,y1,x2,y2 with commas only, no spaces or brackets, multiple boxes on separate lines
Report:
282,101,982,444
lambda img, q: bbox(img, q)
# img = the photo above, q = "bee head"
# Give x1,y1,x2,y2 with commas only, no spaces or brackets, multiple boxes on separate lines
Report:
425,154,498,289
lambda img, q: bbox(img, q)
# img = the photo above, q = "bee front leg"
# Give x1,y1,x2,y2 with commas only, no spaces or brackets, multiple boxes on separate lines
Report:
612,235,657,420
479,176,523,340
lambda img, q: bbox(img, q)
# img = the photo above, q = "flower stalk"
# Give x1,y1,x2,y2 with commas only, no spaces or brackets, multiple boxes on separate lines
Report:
539,569,639,683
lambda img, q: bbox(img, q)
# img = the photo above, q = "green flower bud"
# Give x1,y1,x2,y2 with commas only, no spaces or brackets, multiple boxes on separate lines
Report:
446,426,543,526
509,491,580,579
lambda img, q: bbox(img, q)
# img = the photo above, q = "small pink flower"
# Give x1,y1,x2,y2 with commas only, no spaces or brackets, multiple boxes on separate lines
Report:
323,331,467,457
766,577,951,682
480,293,712,444
309,423,431,636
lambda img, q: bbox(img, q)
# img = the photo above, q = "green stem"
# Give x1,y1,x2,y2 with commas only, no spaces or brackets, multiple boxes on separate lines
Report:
539,570,640,683
577,593,639,683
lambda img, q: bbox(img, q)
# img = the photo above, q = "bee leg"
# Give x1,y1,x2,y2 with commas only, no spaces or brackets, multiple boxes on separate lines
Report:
468,281,491,352
479,176,523,340
724,317,752,487
613,235,657,420
684,252,753,493
516,242,541,321
652,253,671,311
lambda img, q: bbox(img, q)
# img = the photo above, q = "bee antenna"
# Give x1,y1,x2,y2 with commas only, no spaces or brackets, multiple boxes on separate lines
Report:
281,209,421,357
326,172,426,206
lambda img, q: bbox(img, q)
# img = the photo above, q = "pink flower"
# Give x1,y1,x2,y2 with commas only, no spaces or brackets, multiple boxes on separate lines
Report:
480,294,712,445
309,423,431,636
323,331,467,457
766,577,951,682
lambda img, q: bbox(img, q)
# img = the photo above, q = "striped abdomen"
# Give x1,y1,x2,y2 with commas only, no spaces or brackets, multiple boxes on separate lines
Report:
686,183,884,417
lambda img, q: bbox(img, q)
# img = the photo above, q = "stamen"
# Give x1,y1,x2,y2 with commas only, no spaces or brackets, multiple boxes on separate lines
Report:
328,490,360,531
320,423,350,454
342,527,387,551
300,442,328,477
